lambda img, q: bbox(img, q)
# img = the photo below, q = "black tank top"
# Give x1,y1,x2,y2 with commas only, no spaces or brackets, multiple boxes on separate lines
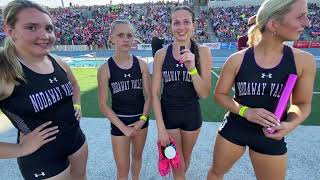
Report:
108,56,144,115
228,45,297,122
0,55,78,134
161,44,198,108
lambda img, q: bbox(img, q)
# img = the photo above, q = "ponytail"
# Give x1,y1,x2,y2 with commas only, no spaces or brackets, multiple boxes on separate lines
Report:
0,37,25,84
190,39,201,75
247,25,261,47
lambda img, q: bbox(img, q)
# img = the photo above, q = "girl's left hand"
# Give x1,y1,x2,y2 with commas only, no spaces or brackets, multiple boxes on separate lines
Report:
262,121,294,140
128,120,145,131
74,105,82,121
180,49,195,70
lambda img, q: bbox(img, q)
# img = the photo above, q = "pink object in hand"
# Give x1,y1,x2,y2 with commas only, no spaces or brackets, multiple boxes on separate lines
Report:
268,74,298,134
157,137,180,176
157,141,170,176
169,138,180,169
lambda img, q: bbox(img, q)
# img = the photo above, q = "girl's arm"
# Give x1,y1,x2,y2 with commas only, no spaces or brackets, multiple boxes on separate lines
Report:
97,63,135,137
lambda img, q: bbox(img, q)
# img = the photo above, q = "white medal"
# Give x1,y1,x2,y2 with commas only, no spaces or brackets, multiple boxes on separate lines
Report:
164,146,176,159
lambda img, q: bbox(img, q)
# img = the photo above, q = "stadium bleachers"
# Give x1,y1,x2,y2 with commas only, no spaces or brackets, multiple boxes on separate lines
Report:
0,2,319,46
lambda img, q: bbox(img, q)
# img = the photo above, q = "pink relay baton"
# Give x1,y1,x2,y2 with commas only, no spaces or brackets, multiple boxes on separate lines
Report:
267,74,298,134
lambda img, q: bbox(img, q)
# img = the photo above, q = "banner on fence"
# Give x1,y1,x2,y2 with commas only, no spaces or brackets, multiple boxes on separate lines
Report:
310,41,320,48
293,41,310,48
220,42,237,50
203,43,221,49
137,44,152,50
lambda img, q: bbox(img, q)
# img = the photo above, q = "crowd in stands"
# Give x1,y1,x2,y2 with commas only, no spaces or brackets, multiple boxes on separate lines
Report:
0,2,319,47
48,3,179,48
208,5,258,42
0,19,4,43
307,3,320,40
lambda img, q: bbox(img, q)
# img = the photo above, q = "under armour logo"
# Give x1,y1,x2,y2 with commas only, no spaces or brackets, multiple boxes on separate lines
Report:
49,77,58,83
176,64,183,68
124,73,131,78
261,73,272,79
34,172,45,178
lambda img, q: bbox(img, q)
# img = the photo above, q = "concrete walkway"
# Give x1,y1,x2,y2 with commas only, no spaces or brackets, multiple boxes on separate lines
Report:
0,116,319,180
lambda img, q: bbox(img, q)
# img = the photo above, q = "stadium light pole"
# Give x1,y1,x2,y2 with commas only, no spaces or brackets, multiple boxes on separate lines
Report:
61,0,65,8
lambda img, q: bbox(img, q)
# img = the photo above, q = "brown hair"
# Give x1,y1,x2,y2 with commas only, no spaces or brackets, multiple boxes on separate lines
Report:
171,6,201,74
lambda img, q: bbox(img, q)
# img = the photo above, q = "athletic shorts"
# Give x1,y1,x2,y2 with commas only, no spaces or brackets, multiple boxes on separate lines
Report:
17,126,86,179
111,114,149,136
218,113,287,155
161,101,202,131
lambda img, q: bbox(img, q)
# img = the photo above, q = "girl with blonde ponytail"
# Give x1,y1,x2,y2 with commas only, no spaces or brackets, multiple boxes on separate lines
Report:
0,1,88,179
208,0,316,179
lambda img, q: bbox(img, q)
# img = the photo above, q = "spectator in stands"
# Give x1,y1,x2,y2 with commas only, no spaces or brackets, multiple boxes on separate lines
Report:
97,20,151,180
1,2,317,45
151,29,165,57
0,1,88,179
237,15,256,50
207,0,316,179
152,6,212,179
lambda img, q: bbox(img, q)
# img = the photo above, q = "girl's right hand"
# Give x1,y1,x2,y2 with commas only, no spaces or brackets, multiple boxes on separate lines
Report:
244,108,280,128
19,121,59,156
123,126,136,137
158,129,170,147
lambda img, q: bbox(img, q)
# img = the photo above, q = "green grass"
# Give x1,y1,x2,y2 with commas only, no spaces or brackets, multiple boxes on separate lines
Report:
72,68,102,117
74,68,320,126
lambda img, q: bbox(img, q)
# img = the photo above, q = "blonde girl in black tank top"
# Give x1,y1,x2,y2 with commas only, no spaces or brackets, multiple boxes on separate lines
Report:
0,1,88,179
97,20,151,180
207,0,316,179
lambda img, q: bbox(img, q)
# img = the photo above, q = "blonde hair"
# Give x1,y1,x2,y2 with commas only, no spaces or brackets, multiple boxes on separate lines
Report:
110,20,134,34
248,0,298,47
0,0,50,84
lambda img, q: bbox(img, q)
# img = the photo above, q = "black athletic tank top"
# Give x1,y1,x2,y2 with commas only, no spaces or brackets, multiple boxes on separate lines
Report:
108,56,144,115
161,44,198,108
228,45,297,121
0,55,78,134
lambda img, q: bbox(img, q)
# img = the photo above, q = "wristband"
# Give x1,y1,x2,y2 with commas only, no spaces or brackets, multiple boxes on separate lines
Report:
139,115,148,122
73,104,81,111
188,68,198,76
239,106,249,117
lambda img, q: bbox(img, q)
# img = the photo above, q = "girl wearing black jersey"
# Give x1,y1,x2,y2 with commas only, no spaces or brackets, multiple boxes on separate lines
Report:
152,6,212,179
97,20,151,180
0,0,88,179
207,0,316,179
